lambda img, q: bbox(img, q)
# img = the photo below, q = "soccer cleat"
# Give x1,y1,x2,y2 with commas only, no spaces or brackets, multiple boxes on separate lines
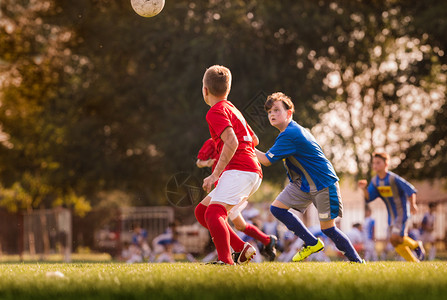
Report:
350,259,366,264
261,235,278,261
414,240,426,261
205,260,232,265
232,242,256,264
292,238,324,262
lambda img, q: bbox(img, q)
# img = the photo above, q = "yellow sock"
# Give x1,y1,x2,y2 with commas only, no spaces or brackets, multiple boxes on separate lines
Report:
402,236,419,250
395,244,419,262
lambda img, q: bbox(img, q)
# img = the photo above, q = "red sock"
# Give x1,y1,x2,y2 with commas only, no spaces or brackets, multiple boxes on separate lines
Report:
226,222,245,252
244,223,271,246
196,203,245,252
205,204,233,264
194,203,208,229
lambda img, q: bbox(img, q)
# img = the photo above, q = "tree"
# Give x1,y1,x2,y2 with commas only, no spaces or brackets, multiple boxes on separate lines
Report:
394,0,447,179
0,0,91,215
307,1,446,180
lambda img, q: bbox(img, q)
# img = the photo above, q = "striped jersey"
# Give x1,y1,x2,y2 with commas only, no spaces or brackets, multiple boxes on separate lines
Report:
366,171,417,225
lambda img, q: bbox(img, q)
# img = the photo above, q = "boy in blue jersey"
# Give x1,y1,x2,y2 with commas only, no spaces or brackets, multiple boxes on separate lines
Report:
255,92,364,263
358,152,425,262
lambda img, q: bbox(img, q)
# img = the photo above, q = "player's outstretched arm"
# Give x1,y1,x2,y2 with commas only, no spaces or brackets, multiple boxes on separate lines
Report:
408,193,418,214
358,180,370,201
196,159,215,168
255,148,272,167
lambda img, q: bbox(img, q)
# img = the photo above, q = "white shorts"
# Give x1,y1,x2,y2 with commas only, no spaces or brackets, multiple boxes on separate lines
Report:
208,170,262,206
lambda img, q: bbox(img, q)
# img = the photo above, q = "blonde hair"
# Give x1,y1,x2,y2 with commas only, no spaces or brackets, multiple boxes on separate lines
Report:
203,65,232,97
264,92,295,114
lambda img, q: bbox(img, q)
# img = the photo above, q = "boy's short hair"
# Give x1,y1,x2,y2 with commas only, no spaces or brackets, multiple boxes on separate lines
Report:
203,65,232,97
372,152,390,164
428,202,437,209
264,92,295,114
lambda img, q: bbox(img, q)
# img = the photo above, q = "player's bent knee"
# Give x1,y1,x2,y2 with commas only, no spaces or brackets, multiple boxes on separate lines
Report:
390,236,402,247
320,219,336,230
200,196,212,206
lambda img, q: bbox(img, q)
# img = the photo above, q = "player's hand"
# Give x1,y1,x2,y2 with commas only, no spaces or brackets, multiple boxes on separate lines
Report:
410,203,418,215
203,173,218,193
205,159,216,168
358,180,367,189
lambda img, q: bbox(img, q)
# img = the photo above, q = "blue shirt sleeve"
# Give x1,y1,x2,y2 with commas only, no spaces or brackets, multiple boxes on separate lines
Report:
367,181,380,203
265,132,296,164
394,174,417,197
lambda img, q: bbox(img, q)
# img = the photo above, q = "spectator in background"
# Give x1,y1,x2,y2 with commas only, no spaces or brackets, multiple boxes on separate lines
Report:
56,206,71,263
132,224,152,261
155,239,175,263
363,206,378,261
121,241,143,263
346,223,364,254
153,222,196,262
262,212,282,251
420,203,437,260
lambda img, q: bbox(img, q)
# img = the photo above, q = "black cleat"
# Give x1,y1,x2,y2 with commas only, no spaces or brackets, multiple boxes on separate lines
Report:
261,235,278,261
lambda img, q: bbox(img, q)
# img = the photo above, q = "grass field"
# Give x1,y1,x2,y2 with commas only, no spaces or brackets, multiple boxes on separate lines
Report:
0,262,446,300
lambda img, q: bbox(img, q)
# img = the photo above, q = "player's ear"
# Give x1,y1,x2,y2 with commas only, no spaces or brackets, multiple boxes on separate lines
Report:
287,109,293,119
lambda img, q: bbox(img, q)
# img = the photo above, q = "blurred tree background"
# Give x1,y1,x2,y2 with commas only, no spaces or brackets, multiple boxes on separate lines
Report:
0,0,446,221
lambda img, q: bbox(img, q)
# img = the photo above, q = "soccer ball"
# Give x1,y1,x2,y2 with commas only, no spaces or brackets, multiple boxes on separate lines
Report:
131,0,165,18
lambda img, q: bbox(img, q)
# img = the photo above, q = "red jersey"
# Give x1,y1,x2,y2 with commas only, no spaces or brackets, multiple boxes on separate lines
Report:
206,100,262,178
197,138,219,171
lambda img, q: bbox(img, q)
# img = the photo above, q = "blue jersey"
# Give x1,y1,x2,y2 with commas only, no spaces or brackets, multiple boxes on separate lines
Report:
265,120,339,192
366,171,417,226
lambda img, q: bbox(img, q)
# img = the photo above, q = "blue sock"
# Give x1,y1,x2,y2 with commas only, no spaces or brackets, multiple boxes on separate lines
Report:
322,226,362,262
270,206,318,246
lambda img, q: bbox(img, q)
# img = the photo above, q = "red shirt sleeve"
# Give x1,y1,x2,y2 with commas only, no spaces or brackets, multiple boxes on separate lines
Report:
206,107,232,139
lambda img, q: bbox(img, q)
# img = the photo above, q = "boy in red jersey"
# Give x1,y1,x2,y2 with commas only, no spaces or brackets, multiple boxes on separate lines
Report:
196,138,277,261
194,65,263,265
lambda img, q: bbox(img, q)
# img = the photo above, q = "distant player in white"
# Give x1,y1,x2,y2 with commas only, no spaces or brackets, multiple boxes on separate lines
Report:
420,203,437,260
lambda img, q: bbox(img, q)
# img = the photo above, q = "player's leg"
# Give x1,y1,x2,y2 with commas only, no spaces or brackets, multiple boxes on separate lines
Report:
231,214,271,246
196,195,247,255
194,196,212,228
320,219,362,263
229,173,263,264
392,217,422,262
204,201,234,264
205,171,260,264
391,234,418,262
230,212,277,261
315,183,363,263
269,183,321,261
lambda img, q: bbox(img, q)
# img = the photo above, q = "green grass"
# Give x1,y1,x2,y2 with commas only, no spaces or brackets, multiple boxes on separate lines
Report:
0,262,446,300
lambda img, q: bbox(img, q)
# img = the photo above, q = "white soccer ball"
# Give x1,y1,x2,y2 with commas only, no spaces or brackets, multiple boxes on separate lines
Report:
131,0,165,18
